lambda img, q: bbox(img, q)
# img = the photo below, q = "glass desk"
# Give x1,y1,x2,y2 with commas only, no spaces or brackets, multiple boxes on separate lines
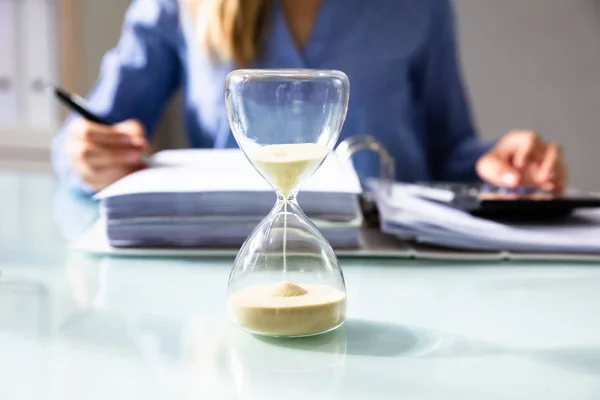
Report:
1,171,600,399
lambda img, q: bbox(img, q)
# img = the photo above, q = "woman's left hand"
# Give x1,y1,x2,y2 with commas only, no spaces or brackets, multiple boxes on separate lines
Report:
476,130,567,192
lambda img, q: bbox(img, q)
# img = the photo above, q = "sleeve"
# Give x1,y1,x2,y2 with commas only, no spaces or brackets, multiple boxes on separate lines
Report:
413,0,495,182
51,0,182,195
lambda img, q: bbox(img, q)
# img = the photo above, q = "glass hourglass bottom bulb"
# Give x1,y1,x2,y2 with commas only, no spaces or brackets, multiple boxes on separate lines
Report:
226,200,348,337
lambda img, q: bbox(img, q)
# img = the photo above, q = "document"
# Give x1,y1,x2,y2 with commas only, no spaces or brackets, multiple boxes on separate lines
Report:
372,181,600,254
95,149,364,249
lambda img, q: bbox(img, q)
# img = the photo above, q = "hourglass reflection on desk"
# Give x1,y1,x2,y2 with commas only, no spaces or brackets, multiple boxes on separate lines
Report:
224,69,350,338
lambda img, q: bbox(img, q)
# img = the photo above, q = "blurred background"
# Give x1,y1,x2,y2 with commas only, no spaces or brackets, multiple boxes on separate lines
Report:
0,0,599,189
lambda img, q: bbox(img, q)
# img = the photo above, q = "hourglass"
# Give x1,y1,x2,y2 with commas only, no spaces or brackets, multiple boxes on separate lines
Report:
224,69,350,338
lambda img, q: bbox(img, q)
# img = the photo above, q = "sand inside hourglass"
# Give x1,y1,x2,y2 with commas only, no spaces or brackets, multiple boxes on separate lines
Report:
249,143,330,197
228,143,346,337
250,142,330,274
228,282,347,337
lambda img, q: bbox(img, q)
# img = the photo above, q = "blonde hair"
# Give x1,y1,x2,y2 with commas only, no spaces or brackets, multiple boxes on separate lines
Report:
187,0,270,67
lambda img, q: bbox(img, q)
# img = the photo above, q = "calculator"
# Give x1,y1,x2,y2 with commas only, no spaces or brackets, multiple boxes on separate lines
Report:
410,182,600,220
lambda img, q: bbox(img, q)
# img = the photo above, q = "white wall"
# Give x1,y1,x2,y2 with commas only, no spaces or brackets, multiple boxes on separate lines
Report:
456,0,600,190
81,0,129,92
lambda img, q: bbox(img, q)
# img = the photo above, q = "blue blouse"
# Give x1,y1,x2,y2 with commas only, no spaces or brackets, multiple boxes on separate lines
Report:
52,0,493,194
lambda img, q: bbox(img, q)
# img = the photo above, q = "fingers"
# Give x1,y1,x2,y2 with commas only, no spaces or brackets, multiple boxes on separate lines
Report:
492,130,568,192
542,158,568,193
67,118,148,168
476,153,522,188
75,125,133,147
66,118,149,190
510,130,544,169
538,144,564,192
71,118,148,148
537,142,561,181
113,119,148,147
66,139,144,168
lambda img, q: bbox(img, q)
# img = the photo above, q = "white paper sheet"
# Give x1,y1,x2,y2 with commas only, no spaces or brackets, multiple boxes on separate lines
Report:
96,149,362,199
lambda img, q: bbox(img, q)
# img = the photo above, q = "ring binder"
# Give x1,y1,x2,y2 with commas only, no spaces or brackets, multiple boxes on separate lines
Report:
335,135,395,195
335,135,396,226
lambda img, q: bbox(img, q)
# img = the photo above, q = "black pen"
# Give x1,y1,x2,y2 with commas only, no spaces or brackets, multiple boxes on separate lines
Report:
53,85,151,165
53,85,111,125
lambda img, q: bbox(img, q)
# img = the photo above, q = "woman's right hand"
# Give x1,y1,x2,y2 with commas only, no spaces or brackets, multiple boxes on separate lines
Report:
65,118,149,191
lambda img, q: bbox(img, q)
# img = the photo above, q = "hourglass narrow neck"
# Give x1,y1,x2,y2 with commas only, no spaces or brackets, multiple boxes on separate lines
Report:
277,190,298,204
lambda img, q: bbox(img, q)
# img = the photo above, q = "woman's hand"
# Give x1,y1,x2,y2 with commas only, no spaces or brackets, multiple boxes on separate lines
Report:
65,118,148,191
476,130,567,192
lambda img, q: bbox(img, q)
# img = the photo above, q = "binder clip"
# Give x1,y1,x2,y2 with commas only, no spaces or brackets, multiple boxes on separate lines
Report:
335,135,396,226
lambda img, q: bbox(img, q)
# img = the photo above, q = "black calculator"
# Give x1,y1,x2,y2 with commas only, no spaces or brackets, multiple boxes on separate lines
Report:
410,182,600,221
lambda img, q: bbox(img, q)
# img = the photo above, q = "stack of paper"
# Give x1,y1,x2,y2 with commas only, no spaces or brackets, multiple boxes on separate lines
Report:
96,149,364,249
371,180,600,254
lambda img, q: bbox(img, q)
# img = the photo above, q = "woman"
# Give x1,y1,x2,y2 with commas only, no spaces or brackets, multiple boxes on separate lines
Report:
52,0,566,194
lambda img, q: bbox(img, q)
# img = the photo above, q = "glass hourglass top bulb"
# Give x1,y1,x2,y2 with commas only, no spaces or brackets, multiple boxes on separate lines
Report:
248,142,330,198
